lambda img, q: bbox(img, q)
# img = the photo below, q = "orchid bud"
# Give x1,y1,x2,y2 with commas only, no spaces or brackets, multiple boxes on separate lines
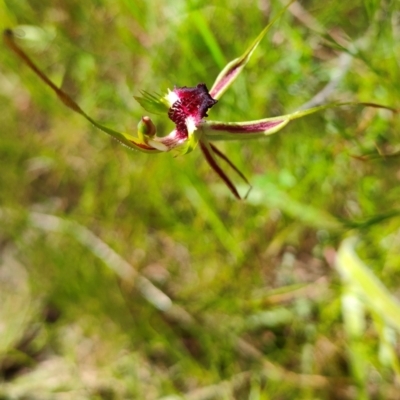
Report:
137,116,156,142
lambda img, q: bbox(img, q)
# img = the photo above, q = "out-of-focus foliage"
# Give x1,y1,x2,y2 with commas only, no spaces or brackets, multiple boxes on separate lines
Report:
0,0,399,399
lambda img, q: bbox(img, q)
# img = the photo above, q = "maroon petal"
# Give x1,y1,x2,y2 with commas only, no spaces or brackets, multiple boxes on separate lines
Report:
209,143,250,185
200,140,242,200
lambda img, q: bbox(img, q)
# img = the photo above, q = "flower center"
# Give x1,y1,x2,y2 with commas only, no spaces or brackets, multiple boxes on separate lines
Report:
168,83,217,139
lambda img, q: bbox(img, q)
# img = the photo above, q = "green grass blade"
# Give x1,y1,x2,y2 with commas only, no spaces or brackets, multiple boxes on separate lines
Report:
191,10,226,69
336,237,400,332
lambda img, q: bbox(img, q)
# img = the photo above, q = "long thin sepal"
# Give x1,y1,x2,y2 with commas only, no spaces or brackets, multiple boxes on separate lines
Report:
3,29,159,153
199,139,241,200
204,102,398,141
203,117,290,140
209,0,295,100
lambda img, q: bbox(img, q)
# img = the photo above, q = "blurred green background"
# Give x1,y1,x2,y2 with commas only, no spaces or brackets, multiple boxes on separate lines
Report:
1,0,400,399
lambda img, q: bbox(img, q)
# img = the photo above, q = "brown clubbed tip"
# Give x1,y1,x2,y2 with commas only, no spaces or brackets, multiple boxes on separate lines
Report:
3,29,13,38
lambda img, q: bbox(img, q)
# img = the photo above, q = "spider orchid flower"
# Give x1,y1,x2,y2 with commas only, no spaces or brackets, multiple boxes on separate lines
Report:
4,1,397,199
